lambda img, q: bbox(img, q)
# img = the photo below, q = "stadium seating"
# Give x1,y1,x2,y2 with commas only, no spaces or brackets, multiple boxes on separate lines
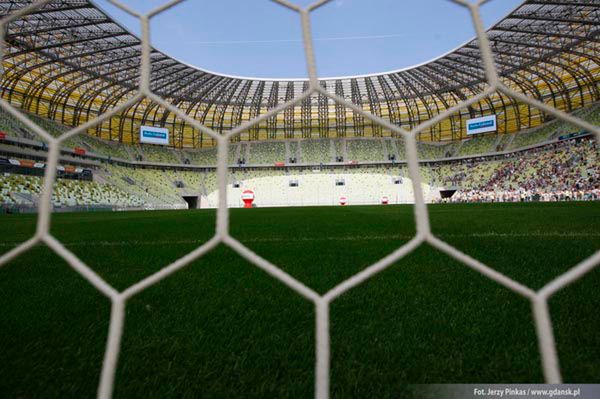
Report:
417,142,448,160
185,147,217,166
28,114,67,136
393,139,408,160
26,113,89,150
104,165,187,208
2,103,590,168
585,104,600,125
0,108,34,139
137,144,180,164
249,141,286,164
230,143,241,164
216,165,421,207
446,138,599,202
509,122,558,150
0,173,144,208
333,140,343,162
3,135,595,209
289,141,299,162
301,139,330,164
0,102,598,209
346,139,384,162
456,134,497,156
171,170,208,199
81,136,131,160
383,139,395,160
428,160,501,189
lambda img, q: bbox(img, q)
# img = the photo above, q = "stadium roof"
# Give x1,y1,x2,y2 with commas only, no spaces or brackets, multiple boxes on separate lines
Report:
0,0,599,147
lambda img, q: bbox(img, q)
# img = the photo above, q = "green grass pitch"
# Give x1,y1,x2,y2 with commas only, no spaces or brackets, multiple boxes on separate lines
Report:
0,202,599,398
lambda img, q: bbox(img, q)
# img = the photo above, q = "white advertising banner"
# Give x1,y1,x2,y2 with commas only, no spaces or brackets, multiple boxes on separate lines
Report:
466,115,497,135
140,126,169,145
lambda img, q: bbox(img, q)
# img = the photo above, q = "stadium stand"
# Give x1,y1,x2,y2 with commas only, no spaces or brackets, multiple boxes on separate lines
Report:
80,136,131,160
442,138,599,202
103,165,187,209
333,139,344,162
417,141,447,160
174,170,204,193
301,139,330,164
249,141,286,165
3,102,596,168
346,139,384,162
0,92,597,210
0,108,33,139
456,134,497,156
185,147,217,166
288,141,299,162
220,165,420,207
137,144,180,164
0,173,144,208
509,122,558,150
230,143,242,165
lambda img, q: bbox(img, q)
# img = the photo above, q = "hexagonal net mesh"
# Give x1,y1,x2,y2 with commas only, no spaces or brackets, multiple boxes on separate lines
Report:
0,1,599,398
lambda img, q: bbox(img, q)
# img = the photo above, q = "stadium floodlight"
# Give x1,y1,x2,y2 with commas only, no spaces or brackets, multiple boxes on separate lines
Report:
0,1,598,399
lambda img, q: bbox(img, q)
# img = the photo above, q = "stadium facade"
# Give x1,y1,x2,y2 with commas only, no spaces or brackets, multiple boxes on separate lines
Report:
0,0,599,148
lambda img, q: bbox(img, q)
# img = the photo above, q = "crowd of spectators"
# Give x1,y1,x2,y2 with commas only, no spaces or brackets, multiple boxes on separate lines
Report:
442,137,599,203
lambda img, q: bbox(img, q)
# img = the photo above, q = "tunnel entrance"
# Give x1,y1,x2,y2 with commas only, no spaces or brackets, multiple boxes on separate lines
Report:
182,196,199,209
